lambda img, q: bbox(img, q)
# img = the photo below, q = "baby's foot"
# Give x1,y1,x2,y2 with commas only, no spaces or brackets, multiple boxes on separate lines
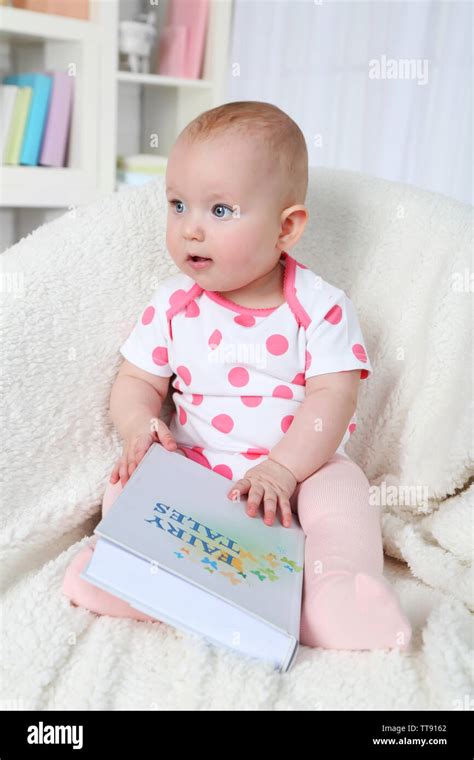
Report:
300,571,412,651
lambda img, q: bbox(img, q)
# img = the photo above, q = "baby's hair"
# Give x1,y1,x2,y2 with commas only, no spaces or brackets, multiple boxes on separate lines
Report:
178,100,308,207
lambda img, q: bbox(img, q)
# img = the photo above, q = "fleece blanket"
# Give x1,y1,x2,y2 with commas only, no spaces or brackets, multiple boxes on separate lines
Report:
1,168,472,710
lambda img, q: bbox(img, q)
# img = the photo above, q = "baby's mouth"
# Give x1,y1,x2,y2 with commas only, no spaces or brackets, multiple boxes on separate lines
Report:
187,254,212,262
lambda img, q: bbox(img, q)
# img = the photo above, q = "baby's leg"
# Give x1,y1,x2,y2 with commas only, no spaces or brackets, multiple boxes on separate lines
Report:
61,478,157,622
295,453,412,650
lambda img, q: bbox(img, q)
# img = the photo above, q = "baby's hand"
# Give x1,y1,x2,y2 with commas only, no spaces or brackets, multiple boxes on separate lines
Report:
227,458,297,528
110,418,178,487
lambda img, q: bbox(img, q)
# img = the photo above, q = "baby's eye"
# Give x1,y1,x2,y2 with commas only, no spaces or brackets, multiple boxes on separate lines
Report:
212,204,233,219
169,199,186,213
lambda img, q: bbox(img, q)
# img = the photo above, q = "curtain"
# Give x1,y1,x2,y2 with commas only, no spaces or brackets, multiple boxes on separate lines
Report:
226,0,472,205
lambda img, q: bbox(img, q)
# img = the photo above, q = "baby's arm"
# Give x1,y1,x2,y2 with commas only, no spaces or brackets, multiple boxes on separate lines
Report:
109,358,171,439
109,359,178,484
268,370,360,482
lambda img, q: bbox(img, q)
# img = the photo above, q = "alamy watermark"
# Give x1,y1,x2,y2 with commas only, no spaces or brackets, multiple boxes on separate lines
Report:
369,481,430,509
369,55,429,86
208,341,267,370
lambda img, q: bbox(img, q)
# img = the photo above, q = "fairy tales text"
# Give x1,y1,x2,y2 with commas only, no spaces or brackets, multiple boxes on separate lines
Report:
145,502,241,569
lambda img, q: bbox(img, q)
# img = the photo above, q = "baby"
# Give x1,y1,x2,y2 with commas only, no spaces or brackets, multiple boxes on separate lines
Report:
63,101,412,651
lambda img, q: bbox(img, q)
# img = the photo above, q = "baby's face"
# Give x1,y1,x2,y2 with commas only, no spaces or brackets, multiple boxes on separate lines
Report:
165,133,285,292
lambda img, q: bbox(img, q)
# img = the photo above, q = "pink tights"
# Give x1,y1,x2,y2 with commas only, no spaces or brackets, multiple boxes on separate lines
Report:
62,453,412,650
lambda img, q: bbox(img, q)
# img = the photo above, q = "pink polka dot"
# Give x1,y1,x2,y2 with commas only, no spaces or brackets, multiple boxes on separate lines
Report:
235,314,256,327
281,415,294,433
208,329,222,349
212,414,234,433
273,385,293,399
349,423,357,434
174,379,181,392
192,394,203,405
176,365,192,385
169,289,187,308
185,300,200,318
360,369,369,380
213,464,233,479
142,306,155,325
228,367,249,387
324,305,343,325
241,396,262,407
292,373,305,385
305,350,312,371
243,448,270,459
352,344,368,362
266,334,289,356
178,407,187,425
152,346,168,366
179,446,211,469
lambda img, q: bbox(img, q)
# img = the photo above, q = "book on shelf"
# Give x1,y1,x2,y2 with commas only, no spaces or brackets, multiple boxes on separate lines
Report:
3,73,52,165
39,72,74,167
12,0,89,20
158,0,209,79
81,442,305,672
1,85,32,164
116,153,168,189
1,71,73,167
0,85,18,159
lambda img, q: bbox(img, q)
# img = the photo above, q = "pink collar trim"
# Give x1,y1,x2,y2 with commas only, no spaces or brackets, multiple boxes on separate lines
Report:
165,251,311,332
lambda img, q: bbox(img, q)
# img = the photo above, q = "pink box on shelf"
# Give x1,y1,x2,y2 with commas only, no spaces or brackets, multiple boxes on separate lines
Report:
156,0,209,80
158,25,187,78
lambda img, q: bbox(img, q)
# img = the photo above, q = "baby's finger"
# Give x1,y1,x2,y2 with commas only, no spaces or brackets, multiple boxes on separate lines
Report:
119,457,129,487
227,478,251,501
262,489,278,526
109,461,120,483
155,419,178,451
126,448,138,480
279,497,293,528
247,483,264,516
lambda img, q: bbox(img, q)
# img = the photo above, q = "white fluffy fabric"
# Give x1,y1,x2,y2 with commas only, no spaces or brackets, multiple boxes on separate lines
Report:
1,168,472,710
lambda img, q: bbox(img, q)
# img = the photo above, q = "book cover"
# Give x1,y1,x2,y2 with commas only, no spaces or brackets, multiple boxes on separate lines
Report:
3,73,52,166
81,442,305,671
0,84,19,160
39,71,74,167
2,86,32,165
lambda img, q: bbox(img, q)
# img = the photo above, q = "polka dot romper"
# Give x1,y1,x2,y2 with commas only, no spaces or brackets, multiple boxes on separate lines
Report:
120,251,373,483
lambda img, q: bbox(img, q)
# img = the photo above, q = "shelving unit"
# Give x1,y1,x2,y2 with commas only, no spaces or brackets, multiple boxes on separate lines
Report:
0,0,233,249
0,1,117,209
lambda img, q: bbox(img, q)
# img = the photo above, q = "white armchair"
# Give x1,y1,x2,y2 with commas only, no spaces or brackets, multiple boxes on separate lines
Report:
1,168,471,710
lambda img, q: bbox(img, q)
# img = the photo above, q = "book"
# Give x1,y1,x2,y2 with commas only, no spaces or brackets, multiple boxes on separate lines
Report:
157,24,187,78
2,73,52,165
81,442,305,672
39,71,74,167
0,85,19,160
116,153,168,189
2,86,32,165
158,0,209,79
12,0,89,20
